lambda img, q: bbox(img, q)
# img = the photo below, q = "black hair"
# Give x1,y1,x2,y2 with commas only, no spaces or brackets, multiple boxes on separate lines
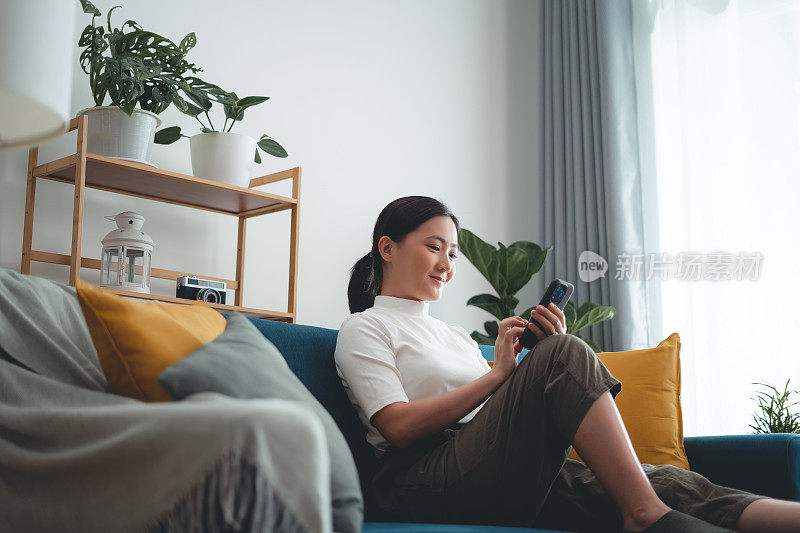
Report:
347,196,460,314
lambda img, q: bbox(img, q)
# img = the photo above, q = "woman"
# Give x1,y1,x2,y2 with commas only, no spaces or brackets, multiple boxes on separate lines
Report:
334,196,800,532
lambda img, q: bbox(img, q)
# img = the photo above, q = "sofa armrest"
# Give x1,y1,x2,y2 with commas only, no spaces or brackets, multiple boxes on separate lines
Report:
684,433,800,502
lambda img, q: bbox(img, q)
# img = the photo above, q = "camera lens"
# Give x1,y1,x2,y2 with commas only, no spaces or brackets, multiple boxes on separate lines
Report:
197,288,221,304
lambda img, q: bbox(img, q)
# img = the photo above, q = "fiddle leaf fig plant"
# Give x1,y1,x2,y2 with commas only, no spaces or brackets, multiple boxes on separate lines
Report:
153,84,288,163
457,228,615,352
749,379,800,434
78,0,203,116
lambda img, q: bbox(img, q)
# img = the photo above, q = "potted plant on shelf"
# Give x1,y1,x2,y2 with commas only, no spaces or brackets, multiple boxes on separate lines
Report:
153,79,288,187
76,0,204,166
457,228,616,352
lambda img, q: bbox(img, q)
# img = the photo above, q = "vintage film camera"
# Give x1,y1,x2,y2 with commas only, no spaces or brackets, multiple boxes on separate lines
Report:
176,275,227,304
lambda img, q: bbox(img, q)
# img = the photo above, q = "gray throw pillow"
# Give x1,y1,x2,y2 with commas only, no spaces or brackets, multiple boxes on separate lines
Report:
158,312,363,533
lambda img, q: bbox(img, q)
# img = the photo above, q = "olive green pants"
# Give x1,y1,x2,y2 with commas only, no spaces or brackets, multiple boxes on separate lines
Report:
368,334,768,531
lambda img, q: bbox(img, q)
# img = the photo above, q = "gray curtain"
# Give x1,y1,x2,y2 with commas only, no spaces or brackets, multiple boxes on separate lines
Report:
539,0,658,352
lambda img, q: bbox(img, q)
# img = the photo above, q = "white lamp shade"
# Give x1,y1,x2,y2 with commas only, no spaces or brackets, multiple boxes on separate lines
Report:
0,1,76,150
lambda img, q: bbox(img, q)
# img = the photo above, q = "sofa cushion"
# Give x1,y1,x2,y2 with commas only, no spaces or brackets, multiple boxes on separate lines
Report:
568,332,689,469
75,279,226,402
158,312,364,533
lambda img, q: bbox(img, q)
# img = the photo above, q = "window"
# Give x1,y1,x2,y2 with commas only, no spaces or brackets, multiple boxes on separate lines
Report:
633,0,800,436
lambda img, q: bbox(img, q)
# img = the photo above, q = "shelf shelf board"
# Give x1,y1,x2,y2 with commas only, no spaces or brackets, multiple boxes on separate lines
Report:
27,250,285,319
105,287,294,321
34,153,297,216
28,250,239,290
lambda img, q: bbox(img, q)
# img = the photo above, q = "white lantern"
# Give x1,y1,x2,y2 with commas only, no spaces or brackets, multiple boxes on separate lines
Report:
100,212,154,294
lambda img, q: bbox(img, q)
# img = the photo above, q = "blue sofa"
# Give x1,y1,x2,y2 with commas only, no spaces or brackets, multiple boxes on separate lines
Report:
245,316,800,533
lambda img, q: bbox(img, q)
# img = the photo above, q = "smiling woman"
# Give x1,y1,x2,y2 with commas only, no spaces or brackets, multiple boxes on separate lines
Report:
336,198,779,531
346,196,461,314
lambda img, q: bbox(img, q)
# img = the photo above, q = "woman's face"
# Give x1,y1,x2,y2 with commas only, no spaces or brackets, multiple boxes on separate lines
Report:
378,215,459,302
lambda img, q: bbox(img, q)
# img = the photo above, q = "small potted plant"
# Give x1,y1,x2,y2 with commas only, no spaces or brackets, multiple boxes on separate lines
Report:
153,78,288,187
749,379,800,434
76,0,204,166
457,228,616,352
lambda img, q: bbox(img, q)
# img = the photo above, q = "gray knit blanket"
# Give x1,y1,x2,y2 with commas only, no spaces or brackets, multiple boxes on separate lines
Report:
0,268,332,532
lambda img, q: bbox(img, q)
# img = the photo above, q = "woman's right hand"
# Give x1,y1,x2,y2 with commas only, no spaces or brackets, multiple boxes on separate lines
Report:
490,315,529,383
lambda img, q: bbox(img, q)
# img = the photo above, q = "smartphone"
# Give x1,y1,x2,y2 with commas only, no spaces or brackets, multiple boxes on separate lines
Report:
518,278,575,349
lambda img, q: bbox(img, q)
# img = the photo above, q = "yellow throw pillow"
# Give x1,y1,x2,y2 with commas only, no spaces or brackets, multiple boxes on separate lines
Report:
567,332,689,470
75,280,226,402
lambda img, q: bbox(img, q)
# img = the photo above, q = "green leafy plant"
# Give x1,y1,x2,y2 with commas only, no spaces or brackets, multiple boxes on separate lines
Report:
749,379,800,434
457,228,615,352
152,81,288,163
78,0,203,116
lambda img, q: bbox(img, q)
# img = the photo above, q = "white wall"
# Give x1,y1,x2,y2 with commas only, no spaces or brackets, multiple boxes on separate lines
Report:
0,0,543,333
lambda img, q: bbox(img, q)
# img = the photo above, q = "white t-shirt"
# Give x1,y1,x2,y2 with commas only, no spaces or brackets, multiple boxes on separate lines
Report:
334,294,493,458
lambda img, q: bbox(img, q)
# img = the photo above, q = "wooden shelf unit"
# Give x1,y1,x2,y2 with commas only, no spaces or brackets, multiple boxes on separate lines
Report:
20,114,301,322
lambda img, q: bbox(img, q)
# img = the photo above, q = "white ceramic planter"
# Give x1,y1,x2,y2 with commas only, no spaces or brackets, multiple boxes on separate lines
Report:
76,106,161,166
189,131,256,187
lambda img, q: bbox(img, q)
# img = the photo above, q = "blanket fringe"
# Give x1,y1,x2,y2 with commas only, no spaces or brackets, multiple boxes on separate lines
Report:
144,449,310,533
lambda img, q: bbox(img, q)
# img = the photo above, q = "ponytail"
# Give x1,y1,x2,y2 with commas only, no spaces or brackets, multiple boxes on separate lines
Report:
347,251,381,314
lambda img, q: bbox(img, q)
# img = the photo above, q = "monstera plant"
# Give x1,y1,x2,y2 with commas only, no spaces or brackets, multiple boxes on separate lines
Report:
458,228,615,352
78,0,203,116
76,0,211,165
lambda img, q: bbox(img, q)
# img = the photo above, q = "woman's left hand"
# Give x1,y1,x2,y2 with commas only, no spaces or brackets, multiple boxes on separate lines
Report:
523,302,567,340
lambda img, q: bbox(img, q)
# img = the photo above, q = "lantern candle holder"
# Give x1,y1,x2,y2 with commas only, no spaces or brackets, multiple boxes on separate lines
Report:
100,211,154,294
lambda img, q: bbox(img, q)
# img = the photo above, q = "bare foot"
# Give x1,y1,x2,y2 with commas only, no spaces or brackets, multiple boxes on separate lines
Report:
623,502,672,532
